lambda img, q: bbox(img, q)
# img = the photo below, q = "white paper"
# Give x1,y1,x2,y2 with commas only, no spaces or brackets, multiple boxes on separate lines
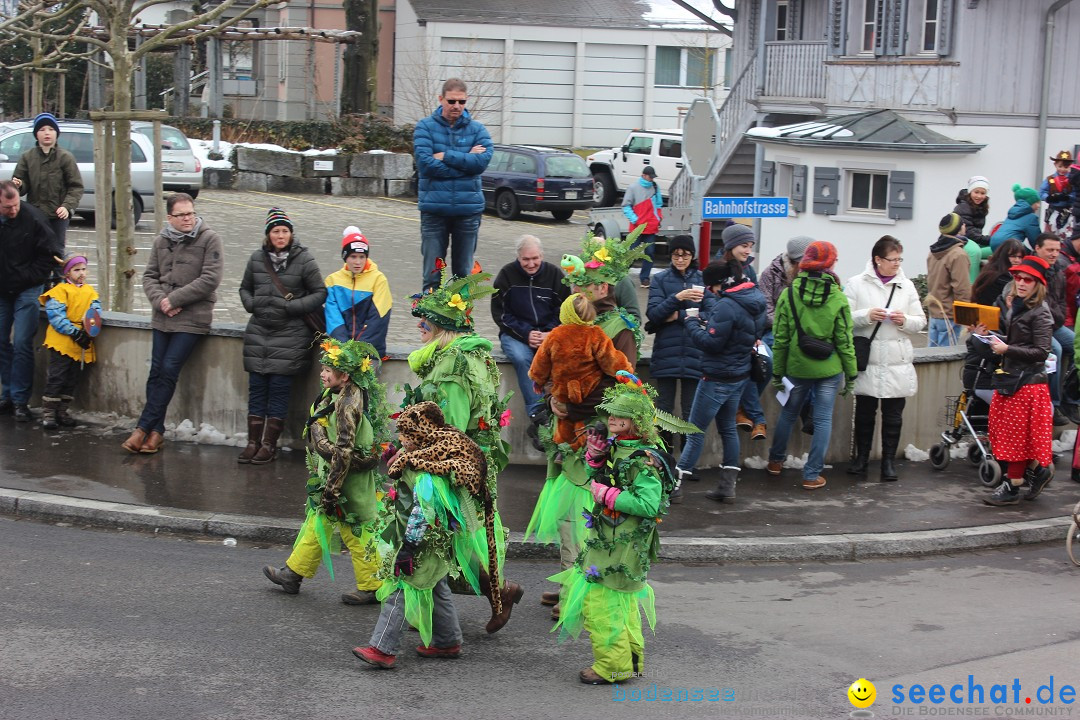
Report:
755,343,771,358
776,377,795,406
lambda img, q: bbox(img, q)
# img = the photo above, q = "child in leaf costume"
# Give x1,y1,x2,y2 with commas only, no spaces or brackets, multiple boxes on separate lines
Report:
262,339,390,605
550,371,699,685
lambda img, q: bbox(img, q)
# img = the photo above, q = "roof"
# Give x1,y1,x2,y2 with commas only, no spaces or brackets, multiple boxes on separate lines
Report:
407,0,728,30
745,109,985,154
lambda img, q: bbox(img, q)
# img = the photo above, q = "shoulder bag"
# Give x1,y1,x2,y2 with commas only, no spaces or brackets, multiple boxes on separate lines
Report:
787,286,835,361
853,285,897,372
263,253,326,335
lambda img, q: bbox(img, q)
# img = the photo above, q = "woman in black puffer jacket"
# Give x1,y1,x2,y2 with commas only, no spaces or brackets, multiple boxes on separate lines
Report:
645,235,704,452
237,208,327,464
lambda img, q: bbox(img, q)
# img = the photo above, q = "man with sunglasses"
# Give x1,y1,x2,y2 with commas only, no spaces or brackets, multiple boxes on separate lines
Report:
414,78,493,292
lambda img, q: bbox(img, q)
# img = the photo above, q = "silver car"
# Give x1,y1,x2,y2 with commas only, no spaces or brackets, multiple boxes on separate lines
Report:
0,119,156,226
133,122,202,198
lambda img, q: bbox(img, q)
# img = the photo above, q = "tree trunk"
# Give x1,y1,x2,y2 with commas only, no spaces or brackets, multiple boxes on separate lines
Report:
340,0,378,114
110,35,137,313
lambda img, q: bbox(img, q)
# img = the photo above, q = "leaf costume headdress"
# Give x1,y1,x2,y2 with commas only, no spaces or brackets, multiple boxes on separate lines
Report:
597,370,701,445
409,264,497,332
560,225,650,288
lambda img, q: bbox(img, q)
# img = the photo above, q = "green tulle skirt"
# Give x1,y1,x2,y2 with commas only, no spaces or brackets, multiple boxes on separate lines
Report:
548,566,656,647
524,454,591,545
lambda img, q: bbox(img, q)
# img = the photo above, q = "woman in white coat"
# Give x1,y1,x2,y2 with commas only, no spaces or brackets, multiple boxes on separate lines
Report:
844,236,927,481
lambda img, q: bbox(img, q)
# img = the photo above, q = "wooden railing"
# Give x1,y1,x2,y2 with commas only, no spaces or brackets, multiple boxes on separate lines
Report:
762,41,827,99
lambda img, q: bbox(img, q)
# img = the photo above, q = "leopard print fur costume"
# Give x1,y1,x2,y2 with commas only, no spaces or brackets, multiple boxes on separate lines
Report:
388,401,501,613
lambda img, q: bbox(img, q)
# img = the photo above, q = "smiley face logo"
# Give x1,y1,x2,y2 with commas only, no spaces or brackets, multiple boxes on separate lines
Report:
848,678,876,708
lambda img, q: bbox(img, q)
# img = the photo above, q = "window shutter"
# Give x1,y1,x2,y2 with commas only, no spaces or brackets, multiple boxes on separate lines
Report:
936,0,955,56
787,0,803,40
813,167,840,215
884,0,909,56
792,164,807,213
887,170,914,220
873,0,888,56
760,161,775,196
827,0,848,56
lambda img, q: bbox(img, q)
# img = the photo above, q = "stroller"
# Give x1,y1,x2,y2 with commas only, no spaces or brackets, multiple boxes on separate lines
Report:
928,336,1003,486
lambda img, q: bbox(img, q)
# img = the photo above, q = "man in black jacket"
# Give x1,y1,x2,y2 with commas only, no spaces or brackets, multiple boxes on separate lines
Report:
0,181,61,421
491,235,569,435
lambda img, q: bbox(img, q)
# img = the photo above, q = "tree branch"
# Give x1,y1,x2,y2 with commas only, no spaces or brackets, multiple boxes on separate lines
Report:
136,0,277,56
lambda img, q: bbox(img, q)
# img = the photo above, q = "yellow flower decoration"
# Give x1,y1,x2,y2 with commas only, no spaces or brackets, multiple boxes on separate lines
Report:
325,346,343,361
320,340,334,353
448,293,467,311
360,356,372,373
592,247,611,262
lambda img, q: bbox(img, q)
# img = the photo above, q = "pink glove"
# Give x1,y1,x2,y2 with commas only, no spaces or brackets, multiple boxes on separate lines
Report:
590,480,609,504
603,487,622,511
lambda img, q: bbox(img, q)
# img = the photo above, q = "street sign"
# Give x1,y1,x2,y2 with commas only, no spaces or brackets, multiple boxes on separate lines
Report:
702,196,790,219
683,98,720,177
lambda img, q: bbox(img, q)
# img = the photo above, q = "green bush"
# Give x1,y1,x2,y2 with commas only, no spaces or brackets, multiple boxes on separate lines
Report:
170,114,414,154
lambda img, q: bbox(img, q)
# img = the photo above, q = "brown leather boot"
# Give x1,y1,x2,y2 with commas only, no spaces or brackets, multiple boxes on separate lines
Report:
237,415,265,463
122,428,147,453
478,570,525,634
251,417,284,464
140,431,165,454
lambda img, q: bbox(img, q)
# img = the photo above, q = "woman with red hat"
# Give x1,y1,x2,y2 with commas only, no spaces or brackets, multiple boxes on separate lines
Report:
972,254,1055,505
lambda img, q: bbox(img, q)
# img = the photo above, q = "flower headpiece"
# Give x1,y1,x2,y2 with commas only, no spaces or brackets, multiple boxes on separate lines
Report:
597,370,701,445
560,225,650,288
409,263,497,332
319,338,380,382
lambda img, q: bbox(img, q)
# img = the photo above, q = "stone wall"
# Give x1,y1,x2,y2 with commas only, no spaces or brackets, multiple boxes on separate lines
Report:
34,313,968,467
202,147,414,198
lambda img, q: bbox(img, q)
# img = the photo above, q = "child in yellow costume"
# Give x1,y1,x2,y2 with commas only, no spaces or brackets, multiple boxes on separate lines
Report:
551,371,698,685
38,255,100,430
263,339,390,605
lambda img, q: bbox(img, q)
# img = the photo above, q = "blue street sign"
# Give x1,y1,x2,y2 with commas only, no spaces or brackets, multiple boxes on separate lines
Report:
702,197,789,219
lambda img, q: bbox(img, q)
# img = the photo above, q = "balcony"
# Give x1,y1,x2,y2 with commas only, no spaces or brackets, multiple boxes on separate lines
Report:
761,41,827,101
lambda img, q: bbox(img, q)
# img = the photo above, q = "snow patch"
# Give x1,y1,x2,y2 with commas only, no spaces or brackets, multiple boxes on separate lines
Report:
904,444,930,462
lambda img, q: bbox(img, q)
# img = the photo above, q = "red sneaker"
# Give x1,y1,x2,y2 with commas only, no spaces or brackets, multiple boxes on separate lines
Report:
415,644,461,659
352,645,396,669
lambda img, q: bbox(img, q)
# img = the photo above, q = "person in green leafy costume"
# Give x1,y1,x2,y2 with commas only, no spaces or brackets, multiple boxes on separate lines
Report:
400,267,523,634
263,338,391,604
550,371,698,685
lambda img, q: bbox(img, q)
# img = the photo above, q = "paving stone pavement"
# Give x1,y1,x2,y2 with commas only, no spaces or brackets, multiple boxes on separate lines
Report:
63,190,658,352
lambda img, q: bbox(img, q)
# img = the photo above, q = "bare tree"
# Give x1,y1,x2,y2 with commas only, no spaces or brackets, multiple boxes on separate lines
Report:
0,0,276,310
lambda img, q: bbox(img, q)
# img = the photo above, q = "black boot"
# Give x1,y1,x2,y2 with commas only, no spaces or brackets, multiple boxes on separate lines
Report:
57,397,78,427
40,398,59,430
848,399,876,476
880,404,903,482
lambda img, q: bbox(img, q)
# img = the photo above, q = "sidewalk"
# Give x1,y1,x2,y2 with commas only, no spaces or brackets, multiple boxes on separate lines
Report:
0,417,1073,562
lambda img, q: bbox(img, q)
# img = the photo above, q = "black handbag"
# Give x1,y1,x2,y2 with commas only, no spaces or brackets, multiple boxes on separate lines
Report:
749,348,768,383
854,285,897,372
991,369,1025,396
787,287,835,360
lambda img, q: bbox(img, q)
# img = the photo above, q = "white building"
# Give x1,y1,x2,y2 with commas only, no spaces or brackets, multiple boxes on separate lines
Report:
393,0,733,147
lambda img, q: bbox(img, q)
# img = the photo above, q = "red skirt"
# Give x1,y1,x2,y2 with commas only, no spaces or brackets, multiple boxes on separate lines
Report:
988,383,1053,466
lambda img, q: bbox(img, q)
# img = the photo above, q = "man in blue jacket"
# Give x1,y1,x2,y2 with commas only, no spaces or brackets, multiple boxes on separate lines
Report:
491,235,570,445
414,78,493,291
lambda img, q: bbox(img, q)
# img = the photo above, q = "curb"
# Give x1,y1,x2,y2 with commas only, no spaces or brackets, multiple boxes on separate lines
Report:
0,488,1070,563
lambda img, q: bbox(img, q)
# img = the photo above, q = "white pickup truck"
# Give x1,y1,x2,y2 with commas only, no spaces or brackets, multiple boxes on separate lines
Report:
586,129,685,206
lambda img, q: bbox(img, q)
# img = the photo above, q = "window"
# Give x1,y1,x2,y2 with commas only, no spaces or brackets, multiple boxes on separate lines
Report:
658,139,682,158
543,155,590,178
922,0,939,52
654,46,717,89
489,149,509,172
626,136,653,155
0,131,32,160
775,0,789,41
861,0,878,52
509,153,536,174
847,170,889,213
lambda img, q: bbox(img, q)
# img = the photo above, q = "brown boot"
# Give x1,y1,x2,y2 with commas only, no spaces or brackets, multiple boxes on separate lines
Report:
237,415,265,463
57,398,78,427
735,408,752,432
251,417,284,464
478,570,524,634
122,428,148,453
40,398,60,430
140,431,165,454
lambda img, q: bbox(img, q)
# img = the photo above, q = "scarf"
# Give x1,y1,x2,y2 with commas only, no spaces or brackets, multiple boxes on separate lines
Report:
162,217,202,244
269,249,289,273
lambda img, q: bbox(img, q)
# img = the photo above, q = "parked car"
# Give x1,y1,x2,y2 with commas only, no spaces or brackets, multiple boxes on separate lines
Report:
132,122,202,198
0,119,155,226
481,144,595,221
587,129,684,206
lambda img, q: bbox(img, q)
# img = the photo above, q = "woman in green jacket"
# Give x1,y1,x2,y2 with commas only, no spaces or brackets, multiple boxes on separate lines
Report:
766,241,857,490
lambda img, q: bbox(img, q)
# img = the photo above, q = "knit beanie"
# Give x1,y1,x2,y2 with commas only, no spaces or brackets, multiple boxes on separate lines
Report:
938,212,963,236
1009,254,1049,286
264,207,292,235
341,225,370,259
33,112,59,137
701,260,742,289
721,223,755,252
786,235,814,261
967,176,990,193
799,241,838,273
668,234,696,257
1012,183,1040,206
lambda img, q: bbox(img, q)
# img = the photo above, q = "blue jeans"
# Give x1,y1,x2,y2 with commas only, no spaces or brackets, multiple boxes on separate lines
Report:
48,217,69,251
631,233,656,283
420,212,481,291
677,376,749,471
137,330,203,434
1052,325,1075,407
248,372,294,419
0,284,44,404
928,317,962,347
768,373,844,481
500,333,543,417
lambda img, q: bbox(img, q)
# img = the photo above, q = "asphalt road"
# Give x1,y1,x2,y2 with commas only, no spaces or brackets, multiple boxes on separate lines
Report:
4,517,1080,719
